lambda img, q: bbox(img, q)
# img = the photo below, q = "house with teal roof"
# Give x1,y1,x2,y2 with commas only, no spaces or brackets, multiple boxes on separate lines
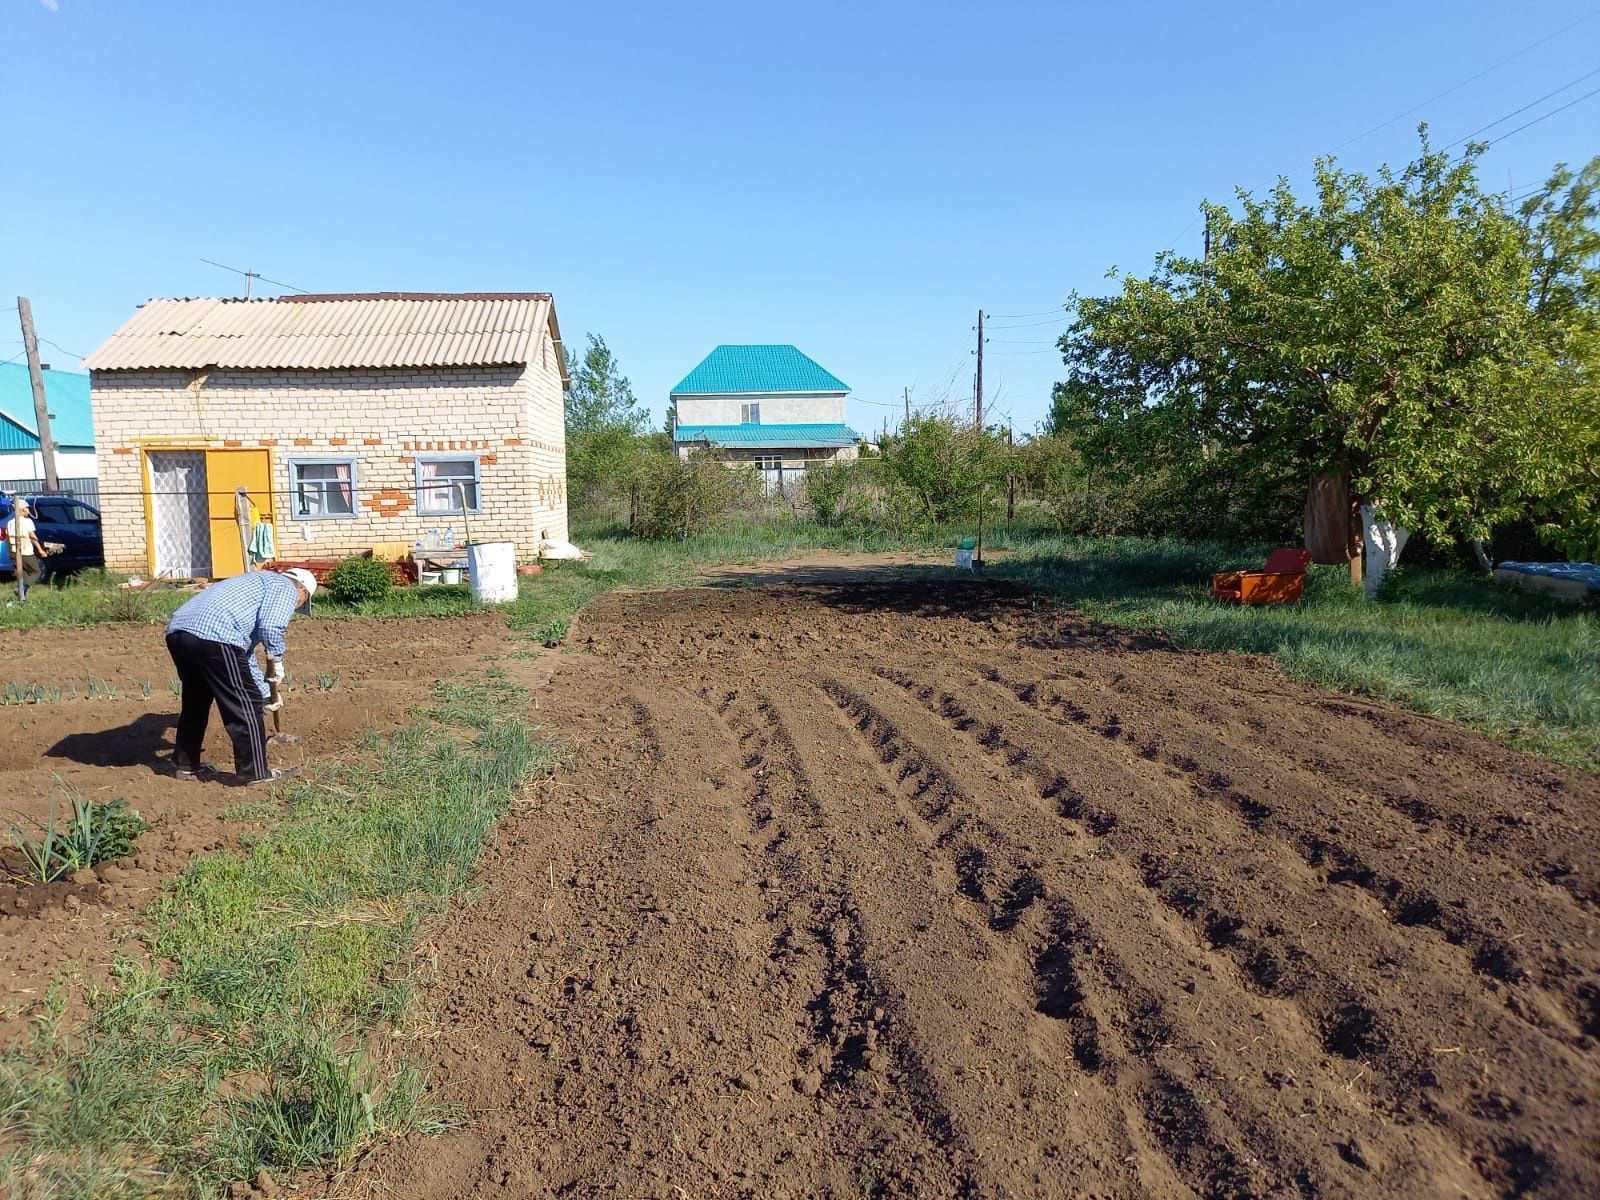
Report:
0,361,97,493
670,345,860,489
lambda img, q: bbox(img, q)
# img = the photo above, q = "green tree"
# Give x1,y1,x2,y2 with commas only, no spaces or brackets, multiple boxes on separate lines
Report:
564,334,650,506
1059,135,1600,589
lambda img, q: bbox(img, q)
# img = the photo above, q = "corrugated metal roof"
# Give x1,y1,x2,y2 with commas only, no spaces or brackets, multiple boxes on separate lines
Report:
82,293,564,374
673,422,860,448
0,363,94,450
671,345,850,395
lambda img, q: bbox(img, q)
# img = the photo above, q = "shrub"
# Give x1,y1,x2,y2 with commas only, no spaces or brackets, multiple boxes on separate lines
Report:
10,791,147,883
325,557,391,605
632,448,756,539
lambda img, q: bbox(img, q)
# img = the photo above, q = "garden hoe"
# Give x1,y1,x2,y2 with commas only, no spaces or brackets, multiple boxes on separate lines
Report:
266,678,301,746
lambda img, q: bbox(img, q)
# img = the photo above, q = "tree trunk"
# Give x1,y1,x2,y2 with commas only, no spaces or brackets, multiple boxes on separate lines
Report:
1360,505,1410,599
1471,538,1493,573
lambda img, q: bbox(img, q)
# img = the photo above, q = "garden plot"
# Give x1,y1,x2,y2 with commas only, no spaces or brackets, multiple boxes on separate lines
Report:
353,579,1600,1200
0,613,513,1038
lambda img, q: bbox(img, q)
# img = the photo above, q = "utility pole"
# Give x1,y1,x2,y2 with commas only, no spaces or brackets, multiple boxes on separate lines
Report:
975,309,985,568
16,297,59,492
245,269,256,300
1007,425,1015,524
903,386,910,427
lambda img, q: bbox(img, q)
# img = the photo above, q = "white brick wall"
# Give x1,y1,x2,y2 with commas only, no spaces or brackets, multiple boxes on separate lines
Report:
91,360,568,574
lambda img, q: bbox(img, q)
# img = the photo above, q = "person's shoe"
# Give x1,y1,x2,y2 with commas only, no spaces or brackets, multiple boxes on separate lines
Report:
173,759,219,780
243,767,299,787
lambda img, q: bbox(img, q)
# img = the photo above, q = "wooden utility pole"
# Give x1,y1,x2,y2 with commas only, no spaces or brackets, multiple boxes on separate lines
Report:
16,297,59,492
903,387,910,427
974,309,985,567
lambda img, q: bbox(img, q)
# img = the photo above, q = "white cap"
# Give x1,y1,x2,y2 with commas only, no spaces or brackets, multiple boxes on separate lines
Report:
281,567,318,614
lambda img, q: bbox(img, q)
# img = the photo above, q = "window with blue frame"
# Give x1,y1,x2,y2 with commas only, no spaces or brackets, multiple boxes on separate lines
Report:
416,456,481,514
290,458,357,519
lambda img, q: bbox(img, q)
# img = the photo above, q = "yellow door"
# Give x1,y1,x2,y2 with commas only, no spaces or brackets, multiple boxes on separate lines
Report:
204,449,274,578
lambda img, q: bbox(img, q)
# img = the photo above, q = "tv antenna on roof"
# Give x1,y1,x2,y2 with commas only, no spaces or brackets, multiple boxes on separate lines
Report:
199,258,308,298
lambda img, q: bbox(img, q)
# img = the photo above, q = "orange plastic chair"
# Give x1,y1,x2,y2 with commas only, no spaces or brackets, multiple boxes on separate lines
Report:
1212,548,1311,605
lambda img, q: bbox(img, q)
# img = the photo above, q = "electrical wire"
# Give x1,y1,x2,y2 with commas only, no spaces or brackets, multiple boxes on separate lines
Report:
200,258,309,295
38,338,86,361
1443,65,1600,150
985,309,1064,320
1478,82,1600,149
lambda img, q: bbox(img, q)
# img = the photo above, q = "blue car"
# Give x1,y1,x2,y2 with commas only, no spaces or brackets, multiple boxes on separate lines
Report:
0,494,105,583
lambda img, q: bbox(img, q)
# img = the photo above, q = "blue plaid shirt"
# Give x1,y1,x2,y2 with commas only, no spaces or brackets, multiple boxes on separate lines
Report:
167,571,299,698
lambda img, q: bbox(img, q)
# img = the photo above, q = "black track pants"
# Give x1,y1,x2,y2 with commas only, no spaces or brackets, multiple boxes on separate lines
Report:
165,630,269,781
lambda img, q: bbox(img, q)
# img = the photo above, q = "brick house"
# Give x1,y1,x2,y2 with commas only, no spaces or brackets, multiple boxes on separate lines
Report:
82,292,568,579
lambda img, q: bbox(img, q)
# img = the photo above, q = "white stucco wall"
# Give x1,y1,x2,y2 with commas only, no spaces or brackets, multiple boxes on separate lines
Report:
672,392,847,426
0,449,98,481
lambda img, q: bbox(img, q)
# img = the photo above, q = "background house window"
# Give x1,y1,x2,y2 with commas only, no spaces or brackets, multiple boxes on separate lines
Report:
290,459,356,519
417,457,481,514
740,402,761,424
753,454,782,471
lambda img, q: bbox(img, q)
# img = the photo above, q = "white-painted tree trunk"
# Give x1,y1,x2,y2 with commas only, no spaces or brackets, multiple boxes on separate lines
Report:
1360,505,1411,598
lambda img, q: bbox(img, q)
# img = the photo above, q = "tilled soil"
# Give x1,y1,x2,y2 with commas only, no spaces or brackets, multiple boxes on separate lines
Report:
358,579,1599,1200
0,613,515,1038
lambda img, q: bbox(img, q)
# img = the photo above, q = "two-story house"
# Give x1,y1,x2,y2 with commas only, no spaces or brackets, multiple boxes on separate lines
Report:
670,345,860,491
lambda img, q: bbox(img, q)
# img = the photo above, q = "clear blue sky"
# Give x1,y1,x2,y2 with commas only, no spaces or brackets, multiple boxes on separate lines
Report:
2,0,1597,436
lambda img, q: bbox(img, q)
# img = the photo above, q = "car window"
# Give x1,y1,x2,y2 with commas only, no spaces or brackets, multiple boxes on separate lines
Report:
69,503,99,523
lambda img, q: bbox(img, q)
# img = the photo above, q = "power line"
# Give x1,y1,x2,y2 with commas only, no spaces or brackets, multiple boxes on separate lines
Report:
986,316,1067,330
986,308,1063,320
200,258,308,296
1444,65,1600,150
38,338,86,361
1480,82,1600,149
1291,8,1600,170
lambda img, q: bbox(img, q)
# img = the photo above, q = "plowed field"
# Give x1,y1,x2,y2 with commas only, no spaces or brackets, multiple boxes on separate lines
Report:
359,579,1598,1199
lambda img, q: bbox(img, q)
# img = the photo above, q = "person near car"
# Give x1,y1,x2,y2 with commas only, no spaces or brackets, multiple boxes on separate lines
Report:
4,498,47,597
164,567,317,785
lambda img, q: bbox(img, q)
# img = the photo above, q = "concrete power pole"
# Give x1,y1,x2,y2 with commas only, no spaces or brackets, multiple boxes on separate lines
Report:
16,297,59,492
903,387,910,427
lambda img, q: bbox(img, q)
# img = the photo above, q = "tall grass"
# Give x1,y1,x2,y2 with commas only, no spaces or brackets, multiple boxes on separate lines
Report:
0,673,555,1197
986,533,1600,770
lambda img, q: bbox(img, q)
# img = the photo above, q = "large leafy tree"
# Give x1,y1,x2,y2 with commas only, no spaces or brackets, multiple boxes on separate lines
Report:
1058,136,1600,576
563,334,651,505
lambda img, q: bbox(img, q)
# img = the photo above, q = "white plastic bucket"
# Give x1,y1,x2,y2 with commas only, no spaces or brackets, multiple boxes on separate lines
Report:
467,541,517,604
954,547,974,570
419,569,442,585
441,567,462,585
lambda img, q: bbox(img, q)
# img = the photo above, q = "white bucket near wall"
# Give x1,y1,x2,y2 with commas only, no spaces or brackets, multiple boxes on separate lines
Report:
468,541,518,604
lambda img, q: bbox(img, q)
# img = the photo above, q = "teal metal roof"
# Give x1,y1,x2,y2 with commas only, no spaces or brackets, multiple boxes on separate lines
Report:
674,422,860,449
0,363,94,452
671,345,849,395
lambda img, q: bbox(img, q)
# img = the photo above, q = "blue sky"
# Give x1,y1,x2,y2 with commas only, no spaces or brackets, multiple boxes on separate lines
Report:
2,0,1597,436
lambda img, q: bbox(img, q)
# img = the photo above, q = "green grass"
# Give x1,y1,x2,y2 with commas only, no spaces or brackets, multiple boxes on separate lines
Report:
0,672,556,1198
985,532,1600,771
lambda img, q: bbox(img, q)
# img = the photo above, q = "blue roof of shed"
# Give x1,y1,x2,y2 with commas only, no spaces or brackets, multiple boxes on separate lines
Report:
671,345,849,395
0,362,94,452
673,422,860,449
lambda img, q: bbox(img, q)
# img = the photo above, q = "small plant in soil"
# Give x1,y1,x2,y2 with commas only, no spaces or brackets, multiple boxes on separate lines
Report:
537,617,569,648
315,673,337,692
9,788,147,884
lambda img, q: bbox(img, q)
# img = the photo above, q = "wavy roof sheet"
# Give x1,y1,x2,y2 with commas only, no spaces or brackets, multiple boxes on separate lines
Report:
83,293,563,376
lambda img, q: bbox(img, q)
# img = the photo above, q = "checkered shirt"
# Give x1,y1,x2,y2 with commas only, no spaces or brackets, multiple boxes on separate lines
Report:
167,571,298,697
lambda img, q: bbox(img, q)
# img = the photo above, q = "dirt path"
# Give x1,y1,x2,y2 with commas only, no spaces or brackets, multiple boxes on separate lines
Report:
353,579,1599,1199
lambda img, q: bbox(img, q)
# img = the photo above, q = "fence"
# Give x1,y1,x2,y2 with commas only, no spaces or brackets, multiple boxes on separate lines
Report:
0,477,101,507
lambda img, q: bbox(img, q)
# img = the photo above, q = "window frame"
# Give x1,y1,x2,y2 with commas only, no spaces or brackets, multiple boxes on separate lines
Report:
414,454,483,516
752,453,783,471
288,456,360,522
740,402,762,424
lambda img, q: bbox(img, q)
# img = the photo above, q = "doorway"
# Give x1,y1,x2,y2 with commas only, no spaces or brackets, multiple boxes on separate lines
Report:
147,451,212,578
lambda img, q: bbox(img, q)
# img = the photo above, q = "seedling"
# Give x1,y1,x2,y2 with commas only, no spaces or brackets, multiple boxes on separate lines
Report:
9,787,148,884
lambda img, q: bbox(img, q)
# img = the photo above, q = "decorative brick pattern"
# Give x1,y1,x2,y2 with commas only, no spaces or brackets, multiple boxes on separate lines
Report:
89,349,568,573
363,488,414,518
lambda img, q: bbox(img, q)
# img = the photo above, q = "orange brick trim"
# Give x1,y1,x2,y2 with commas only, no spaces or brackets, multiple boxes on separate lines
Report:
258,438,278,447
113,446,134,455
223,439,243,447
293,437,313,446
503,437,523,446
398,456,415,465
362,488,413,518
480,453,498,465
363,437,381,446
329,437,347,446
